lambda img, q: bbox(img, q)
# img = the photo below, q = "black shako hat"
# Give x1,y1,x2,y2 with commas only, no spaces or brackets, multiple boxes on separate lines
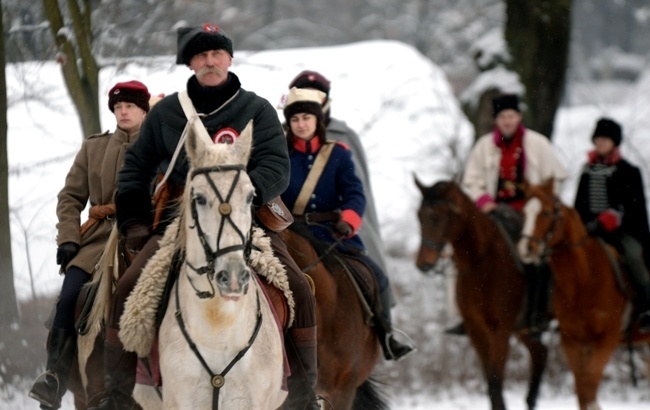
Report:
176,24,234,65
592,118,622,146
492,94,520,117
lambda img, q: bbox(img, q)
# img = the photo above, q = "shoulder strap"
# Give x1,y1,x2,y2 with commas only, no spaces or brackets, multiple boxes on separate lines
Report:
154,91,211,195
292,141,336,216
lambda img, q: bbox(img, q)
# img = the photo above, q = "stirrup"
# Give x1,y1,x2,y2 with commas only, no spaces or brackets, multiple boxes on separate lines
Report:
29,371,61,408
384,327,416,361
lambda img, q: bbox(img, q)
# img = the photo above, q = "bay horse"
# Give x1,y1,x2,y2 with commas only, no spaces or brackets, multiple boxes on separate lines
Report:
518,179,650,410
280,224,387,410
414,178,548,410
148,121,287,409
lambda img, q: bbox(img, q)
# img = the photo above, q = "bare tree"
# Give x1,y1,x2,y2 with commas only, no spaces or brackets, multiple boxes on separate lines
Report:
504,0,572,139
42,0,100,138
0,0,21,331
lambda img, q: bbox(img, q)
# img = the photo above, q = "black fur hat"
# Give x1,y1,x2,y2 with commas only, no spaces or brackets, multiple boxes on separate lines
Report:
176,24,234,65
592,118,622,146
492,94,520,117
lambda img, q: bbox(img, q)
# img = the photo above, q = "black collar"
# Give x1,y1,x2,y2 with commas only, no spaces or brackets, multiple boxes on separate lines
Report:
187,72,241,114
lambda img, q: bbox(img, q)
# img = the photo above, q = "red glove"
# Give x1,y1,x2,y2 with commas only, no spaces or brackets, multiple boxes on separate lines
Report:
597,209,622,232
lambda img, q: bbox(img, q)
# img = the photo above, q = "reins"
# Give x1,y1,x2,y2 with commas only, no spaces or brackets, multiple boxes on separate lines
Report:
173,279,263,410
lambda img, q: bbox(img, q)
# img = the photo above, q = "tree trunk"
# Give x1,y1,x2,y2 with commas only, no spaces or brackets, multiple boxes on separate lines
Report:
504,0,572,139
0,0,21,330
43,0,100,138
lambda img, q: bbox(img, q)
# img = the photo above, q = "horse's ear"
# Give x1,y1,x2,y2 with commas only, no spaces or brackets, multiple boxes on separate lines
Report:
413,173,427,194
185,122,211,162
234,120,253,164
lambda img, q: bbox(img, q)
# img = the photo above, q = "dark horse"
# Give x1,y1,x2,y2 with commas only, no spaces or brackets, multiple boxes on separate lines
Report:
280,223,387,410
414,178,548,410
519,179,650,410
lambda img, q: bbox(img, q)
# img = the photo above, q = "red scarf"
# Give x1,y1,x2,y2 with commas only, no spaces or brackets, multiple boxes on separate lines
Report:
494,124,526,210
587,147,621,165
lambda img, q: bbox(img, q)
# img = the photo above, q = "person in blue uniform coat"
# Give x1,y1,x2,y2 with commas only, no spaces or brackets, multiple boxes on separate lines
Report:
281,87,414,361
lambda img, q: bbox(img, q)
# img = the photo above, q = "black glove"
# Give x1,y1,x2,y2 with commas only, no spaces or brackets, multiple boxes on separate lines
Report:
334,220,353,237
56,242,80,268
585,219,599,235
124,222,151,253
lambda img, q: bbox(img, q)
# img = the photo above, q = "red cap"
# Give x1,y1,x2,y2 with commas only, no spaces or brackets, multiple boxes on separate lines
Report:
108,80,151,113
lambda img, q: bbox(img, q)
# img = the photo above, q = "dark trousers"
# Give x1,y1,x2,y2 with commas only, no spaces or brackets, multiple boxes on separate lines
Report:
267,231,316,328
53,266,91,331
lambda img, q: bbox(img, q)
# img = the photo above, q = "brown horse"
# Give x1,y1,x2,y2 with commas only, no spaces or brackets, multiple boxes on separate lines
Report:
518,179,650,410
414,178,548,410
280,223,386,410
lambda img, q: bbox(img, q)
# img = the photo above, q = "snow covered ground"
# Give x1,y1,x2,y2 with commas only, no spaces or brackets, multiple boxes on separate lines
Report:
5,40,650,408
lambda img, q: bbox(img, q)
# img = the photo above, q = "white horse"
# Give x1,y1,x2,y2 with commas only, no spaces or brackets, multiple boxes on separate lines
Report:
157,121,287,409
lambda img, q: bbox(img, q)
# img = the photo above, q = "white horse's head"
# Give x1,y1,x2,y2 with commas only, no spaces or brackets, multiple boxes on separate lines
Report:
183,120,255,301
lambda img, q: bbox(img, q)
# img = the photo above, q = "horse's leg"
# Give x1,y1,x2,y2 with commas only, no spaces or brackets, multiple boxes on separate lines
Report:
517,333,548,410
467,323,509,410
560,335,613,410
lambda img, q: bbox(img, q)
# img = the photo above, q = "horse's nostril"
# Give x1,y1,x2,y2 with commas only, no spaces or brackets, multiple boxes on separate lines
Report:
216,271,229,285
240,269,251,283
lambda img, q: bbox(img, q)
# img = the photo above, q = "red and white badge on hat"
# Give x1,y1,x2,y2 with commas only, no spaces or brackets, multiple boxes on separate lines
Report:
203,24,221,33
213,127,239,144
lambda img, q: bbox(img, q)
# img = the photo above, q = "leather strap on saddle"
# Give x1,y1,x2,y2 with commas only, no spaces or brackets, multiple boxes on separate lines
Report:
79,204,116,237
292,142,336,216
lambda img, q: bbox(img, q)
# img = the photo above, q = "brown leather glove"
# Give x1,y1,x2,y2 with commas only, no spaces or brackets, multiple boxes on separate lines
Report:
124,222,151,253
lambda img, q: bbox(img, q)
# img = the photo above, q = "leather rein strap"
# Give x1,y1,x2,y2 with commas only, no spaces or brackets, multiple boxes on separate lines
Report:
174,280,263,410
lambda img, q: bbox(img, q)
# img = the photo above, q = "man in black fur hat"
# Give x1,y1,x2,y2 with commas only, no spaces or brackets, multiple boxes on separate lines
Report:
90,24,319,410
575,117,650,333
454,93,568,338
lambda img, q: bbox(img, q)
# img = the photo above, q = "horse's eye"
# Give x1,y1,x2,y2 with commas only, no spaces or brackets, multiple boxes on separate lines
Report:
194,194,207,206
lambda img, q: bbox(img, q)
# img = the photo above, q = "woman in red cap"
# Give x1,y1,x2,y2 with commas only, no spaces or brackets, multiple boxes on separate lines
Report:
29,80,151,410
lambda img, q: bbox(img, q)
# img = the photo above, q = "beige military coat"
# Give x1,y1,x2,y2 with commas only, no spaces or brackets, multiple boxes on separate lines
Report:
56,128,139,273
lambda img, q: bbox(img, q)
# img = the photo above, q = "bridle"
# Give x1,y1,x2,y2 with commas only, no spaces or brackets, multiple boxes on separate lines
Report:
185,164,254,299
419,199,460,253
175,163,263,410
522,196,586,259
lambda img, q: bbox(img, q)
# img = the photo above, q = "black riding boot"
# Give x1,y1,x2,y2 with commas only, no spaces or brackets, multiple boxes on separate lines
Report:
376,289,415,361
285,326,320,410
29,328,77,410
525,264,551,339
88,329,138,410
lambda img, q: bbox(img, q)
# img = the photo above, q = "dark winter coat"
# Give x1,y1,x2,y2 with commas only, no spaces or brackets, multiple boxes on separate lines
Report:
116,73,289,233
574,157,650,247
57,128,139,273
281,138,366,251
